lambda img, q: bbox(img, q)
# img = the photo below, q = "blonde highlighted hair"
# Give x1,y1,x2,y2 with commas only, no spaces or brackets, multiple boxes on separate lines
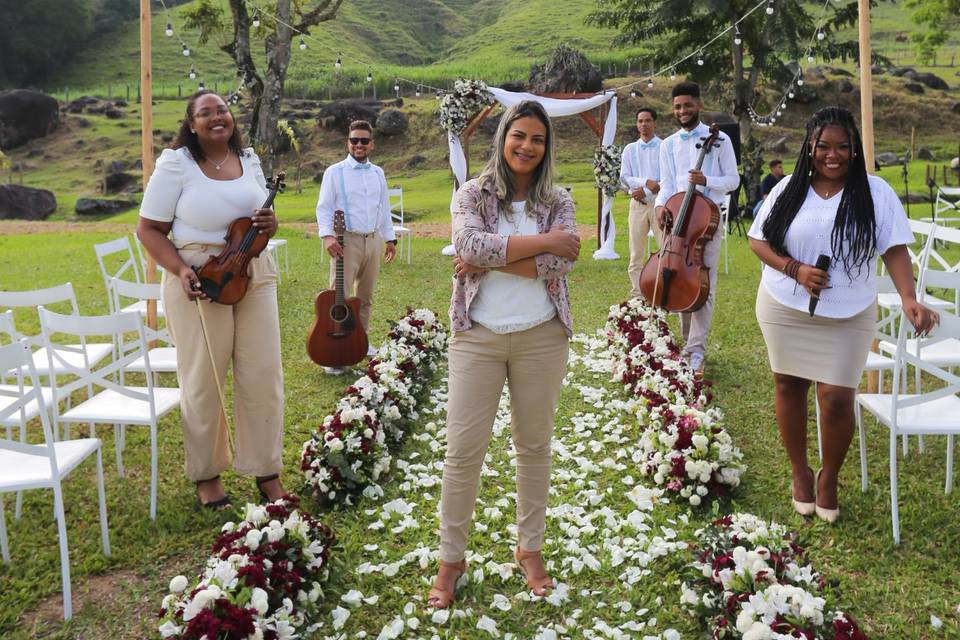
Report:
477,100,557,215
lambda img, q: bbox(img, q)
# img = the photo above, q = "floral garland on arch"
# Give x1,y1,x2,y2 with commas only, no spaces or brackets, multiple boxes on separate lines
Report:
158,496,335,640
605,298,745,503
300,308,448,507
593,143,623,198
681,513,868,640
438,78,494,136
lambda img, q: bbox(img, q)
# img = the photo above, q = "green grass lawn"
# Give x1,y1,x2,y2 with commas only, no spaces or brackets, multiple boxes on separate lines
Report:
0,223,958,638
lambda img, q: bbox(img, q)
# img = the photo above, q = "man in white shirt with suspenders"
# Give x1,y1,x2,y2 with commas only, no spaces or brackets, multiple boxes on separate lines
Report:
619,106,662,299
655,81,739,377
316,120,397,369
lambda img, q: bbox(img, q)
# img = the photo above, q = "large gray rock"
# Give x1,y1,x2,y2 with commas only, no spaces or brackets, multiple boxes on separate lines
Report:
0,184,57,220
376,109,408,136
876,152,899,166
910,72,949,91
75,198,137,216
317,99,382,133
837,79,855,93
903,82,925,95
528,44,602,94
0,90,60,151
917,148,935,161
104,172,136,192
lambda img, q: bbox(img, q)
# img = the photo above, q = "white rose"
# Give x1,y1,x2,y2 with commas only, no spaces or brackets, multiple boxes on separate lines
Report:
245,529,262,551
169,575,189,594
251,587,269,615
158,620,182,638
691,434,709,451
689,494,701,506
326,437,345,452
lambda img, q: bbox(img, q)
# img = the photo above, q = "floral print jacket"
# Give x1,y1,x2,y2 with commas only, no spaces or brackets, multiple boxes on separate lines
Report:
449,178,576,336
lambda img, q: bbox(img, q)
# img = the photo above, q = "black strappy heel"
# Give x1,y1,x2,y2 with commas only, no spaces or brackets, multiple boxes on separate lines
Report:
255,474,282,503
196,475,232,511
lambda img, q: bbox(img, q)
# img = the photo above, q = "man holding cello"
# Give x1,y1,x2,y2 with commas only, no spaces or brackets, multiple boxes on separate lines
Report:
654,81,739,377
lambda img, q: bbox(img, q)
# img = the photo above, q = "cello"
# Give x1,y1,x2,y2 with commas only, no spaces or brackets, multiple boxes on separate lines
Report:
194,173,285,304
306,210,369,367
638,124,722,312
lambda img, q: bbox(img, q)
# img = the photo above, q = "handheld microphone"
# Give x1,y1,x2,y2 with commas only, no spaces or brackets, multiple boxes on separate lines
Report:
808,254,831,317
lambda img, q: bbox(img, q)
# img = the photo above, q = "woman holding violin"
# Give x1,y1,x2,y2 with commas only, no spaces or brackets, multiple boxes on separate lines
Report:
654,81,740,378
749,106,938,523
137,90,287,509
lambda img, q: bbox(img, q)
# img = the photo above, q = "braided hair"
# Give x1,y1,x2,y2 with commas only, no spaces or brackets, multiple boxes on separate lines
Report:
761,106,876,276
172,90,246,163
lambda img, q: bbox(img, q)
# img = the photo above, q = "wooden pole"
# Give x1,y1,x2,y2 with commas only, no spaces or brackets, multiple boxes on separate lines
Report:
910,126,917,161
140,0,157,334
859,0,880,394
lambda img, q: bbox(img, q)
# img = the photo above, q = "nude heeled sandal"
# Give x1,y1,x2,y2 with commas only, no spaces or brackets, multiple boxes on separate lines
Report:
514,547,555,596
427,559,467,609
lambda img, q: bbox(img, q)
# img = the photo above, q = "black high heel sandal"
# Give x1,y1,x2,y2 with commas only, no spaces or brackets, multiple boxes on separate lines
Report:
196,475,232,511
255,474,283,503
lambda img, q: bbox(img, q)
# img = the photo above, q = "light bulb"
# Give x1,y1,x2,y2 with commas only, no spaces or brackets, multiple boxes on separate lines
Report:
807,54,815,64
335,53,342,69
252,10,260,28
630,90,637,98
394,79,400,92
788,91,795,99
797,78,804,86
697,54,704,66
817,30,825,41
198,82,205,91
766,0,774,15
188,67,197,80
182,44,190,57
734,25,742,46
415,85,421,97
165,22,173,37
366,67,372,82
299,37,306,50
670,70,677,80
646,78,653,89
777,109,782,116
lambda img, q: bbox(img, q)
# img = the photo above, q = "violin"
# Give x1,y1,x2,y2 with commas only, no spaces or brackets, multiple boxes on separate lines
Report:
306,210,369,367
638,124,721,312
194,173,285,305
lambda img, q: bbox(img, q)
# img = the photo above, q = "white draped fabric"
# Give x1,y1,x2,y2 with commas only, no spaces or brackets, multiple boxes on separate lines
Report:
443,88,620,260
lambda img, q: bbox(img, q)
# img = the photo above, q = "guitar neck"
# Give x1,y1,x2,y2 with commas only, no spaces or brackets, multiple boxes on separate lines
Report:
335,231,345,305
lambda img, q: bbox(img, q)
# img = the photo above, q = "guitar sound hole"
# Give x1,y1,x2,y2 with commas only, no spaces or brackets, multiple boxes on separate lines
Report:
330,304,348,323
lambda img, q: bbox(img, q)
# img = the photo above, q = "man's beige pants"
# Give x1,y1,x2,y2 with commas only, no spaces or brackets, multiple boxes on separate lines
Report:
329,231,382,331
439,318,569,563
680,229,722,359
627,197,662,299
161,244,284,482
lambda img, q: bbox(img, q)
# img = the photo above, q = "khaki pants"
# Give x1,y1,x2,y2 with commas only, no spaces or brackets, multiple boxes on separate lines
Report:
161,244,284,481
329,232,382,331
439,318,569,562
627,198,662,298
680,230,722,358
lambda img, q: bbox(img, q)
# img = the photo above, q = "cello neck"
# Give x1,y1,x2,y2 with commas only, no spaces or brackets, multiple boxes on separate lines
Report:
335,230,345,306
671,128,717,236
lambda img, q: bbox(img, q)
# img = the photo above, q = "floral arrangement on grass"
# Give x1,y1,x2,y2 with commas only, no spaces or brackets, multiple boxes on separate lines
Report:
593,143,623,198
605,298,743,501
300,308,448,507
438,78,493,136
680,513,867,640
158,496,335,640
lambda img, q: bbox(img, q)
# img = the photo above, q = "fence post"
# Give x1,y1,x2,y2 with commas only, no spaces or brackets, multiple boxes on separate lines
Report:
137,82,141,103
126,85,131,101
178,84,182,98
65,87,70,103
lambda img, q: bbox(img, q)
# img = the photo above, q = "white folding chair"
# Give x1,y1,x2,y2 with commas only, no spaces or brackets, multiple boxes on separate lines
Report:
94,237,165,317
266,238,290,282
389,187,412,264
131,233,163,279
108,278,177,376
0,340,111,620
877,220,952,313
856,292,960,544
928,186,960,226
0,284,114,383
39,308,180,520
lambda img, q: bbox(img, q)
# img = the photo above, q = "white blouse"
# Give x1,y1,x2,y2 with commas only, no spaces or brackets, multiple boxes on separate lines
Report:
468,202,557,334
748,174,914,318
139,147,268,248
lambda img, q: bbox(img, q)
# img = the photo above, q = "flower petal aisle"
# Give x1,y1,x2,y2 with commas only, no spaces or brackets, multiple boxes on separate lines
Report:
158,303,869,639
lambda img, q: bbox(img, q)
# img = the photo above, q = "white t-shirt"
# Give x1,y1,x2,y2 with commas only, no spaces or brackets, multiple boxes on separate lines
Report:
748,174,914,318
139,147,268,248
468,202,556,334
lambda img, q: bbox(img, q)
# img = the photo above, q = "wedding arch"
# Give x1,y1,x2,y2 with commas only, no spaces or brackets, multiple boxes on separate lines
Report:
442,85,621,259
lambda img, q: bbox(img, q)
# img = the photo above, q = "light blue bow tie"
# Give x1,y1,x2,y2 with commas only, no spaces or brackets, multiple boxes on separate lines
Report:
639,139,657,148
679,130,700,141
353,162,371,170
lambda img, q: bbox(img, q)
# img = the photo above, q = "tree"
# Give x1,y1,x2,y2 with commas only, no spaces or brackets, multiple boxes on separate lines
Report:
586,0,877,201
182,0,343,175
0,0,91,86
904,0,960,65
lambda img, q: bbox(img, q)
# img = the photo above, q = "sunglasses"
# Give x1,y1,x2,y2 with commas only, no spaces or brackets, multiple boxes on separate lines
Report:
348,137,372,145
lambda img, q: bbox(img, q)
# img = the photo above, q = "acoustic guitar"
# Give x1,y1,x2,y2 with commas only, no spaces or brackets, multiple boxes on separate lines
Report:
306,210,369,367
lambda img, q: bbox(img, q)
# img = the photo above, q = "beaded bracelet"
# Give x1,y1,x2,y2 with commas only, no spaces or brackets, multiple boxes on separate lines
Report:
784,259,802,280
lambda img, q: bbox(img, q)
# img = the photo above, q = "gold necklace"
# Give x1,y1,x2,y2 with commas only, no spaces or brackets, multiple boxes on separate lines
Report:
208,149,231,171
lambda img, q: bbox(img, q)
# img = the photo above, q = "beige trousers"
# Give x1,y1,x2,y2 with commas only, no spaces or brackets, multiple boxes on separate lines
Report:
329,232,382,331
439,318,569,562
627,197,662,298
161,243,284,482
680,229,722,358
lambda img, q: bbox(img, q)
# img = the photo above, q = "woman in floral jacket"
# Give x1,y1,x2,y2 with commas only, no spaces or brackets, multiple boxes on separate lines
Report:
428,100,581,608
